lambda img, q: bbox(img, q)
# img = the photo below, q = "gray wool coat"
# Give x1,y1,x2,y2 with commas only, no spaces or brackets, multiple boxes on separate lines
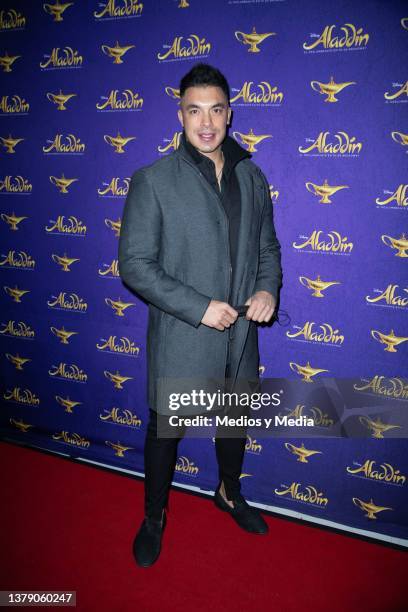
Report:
118,137,282,414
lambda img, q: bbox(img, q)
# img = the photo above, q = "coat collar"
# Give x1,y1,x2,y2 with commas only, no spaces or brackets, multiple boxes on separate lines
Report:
178,130,250,177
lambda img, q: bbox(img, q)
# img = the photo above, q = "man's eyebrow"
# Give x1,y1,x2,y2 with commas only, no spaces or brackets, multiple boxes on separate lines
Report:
184,102,227,110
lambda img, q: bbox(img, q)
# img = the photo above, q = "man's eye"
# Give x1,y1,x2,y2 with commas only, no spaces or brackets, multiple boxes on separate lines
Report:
189,109,198,115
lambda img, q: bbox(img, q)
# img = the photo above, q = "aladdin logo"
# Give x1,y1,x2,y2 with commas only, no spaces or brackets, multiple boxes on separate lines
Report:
43,134,85,154
94,0,143,19
3,387,39,405
1,212,28,231
275,482,328,507
0,250,35,269
0,134,24,153
0,320,35,339
299,131,362,156
385,81,408,102
98,177,130,197
49,362,88,383
347,460,406,486
45,215,87,236
376,184,408,207
158,132,182,153
366,284,408,308
158,34,211,61
43,1,74,22
245,435,262,454
99,259,120,277
0,175,32,193
96,335,140,356
47,90,76,110
100,407,142,428
0,9,26,30
0,52,20,73
354,376,408,400
40,47,83,69
55,395,82,413
293,230,353,254
0,95,29,115
175,456,199,476
280,405,334,428
47,292,88,312
303,23,369,52
96,89,143,111
52,431,90,448
4,286,30,302
287,321,344,346
230,81,283,106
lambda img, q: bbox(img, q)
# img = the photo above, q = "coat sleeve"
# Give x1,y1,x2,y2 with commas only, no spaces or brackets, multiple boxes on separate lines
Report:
118,168,212,328
253,170,282,301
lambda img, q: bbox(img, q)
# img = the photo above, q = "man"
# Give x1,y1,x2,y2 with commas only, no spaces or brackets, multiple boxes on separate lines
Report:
118,63,282,567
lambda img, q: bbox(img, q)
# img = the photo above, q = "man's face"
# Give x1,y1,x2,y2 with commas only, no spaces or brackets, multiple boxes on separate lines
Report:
177,85,231,160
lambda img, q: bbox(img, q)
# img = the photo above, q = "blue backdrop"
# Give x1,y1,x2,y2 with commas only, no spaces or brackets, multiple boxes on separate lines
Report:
1,0,407,546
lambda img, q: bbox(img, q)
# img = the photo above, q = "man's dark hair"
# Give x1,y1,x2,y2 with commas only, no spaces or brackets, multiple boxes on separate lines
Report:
179,63,230,102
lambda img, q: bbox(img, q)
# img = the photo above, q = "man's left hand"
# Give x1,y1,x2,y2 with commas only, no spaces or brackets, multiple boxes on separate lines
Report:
245,291,276,323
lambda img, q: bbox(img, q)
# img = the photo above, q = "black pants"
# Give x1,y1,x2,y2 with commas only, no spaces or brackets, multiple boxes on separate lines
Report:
143,332,247,519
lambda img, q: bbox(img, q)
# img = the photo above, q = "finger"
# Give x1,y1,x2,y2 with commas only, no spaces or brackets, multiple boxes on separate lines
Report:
258,306,273,323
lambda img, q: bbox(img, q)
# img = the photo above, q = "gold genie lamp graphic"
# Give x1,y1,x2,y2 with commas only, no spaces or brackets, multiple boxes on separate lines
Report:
10,418,33,433
6,353,31,370
402,18,408,30
0,52,21,72
234,26,276,53
49,173,78,193
104,131,136,153
47,89,77,110
299,274,340,297
289,361,329,383
52,252,80,272
56,395,81,413
371,328,408,352
105,297,134,316
105,218,121,237
391,131,408,146
50,325,78,344
284,442,322,463
232,128,272,153
305,179,348,203
165,87,181,100
101,41,135,64
359,416,401,439
106,440,133,457
43,0,73,22
4,285,30,302
310,76,356,103
1,212,28,231
381,233,408,257
104,370,133,390
0,134,24,153
353,497,392,519
178,0,190,7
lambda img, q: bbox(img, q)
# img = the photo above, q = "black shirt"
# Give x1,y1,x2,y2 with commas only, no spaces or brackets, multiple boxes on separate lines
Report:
179,130,250,289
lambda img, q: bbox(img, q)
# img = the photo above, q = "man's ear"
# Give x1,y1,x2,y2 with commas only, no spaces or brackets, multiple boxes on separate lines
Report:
177,108,184,127
227,107,232,125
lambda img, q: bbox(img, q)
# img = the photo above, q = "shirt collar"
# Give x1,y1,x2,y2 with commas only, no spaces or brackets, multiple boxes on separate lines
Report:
179,130,250,176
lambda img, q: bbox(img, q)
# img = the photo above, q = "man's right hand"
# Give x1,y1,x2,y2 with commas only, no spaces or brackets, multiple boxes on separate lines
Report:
201,300,238,331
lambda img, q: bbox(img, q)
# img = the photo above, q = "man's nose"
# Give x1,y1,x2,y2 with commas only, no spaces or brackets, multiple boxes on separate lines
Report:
200,112,212,127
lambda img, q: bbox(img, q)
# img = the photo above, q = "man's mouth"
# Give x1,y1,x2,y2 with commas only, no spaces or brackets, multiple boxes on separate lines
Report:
198,132,216,142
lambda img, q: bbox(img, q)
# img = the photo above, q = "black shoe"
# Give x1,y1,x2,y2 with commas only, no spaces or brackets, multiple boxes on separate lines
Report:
214,485,268,534
132,511,166,567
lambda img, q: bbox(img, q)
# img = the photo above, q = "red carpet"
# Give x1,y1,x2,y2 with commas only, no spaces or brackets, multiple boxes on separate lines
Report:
1,440,407,612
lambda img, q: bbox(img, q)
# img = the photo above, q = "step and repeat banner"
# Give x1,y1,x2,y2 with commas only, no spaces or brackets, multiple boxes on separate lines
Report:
1,1,407,544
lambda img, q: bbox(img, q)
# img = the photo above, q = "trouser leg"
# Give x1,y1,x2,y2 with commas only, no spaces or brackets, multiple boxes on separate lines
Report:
143,408,185,520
